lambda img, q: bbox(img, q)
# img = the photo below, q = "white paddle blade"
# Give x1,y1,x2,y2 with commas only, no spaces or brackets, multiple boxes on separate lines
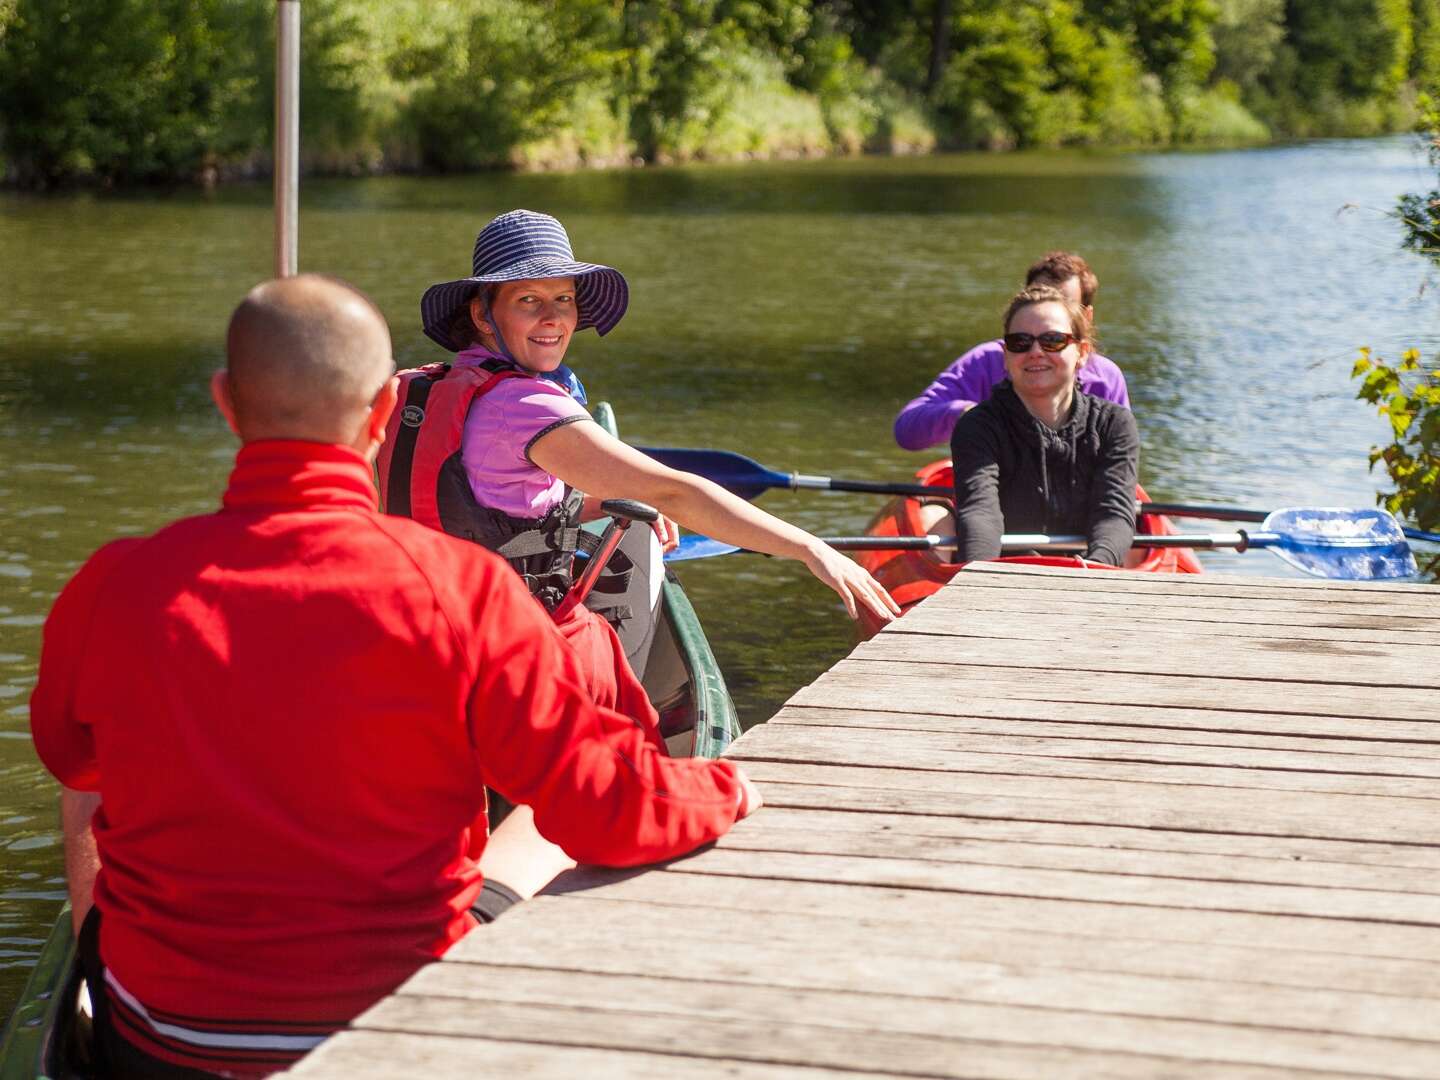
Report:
1262,507,1417,580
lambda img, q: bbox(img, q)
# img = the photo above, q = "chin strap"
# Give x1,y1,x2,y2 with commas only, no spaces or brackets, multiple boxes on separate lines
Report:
484,311,518,364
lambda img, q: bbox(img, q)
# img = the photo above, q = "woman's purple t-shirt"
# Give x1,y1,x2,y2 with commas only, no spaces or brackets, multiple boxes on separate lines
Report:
456,347,591,518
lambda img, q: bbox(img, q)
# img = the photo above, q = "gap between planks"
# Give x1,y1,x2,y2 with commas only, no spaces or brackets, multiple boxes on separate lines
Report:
769,703,1440,757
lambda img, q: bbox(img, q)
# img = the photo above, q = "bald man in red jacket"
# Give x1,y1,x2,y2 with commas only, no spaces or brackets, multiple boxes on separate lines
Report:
30,274,758,1079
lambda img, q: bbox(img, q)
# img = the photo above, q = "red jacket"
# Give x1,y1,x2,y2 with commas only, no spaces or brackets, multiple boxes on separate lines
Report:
30,440,742,1066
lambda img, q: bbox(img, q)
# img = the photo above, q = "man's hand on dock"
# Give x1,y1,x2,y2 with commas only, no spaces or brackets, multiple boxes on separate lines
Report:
736,768,763,819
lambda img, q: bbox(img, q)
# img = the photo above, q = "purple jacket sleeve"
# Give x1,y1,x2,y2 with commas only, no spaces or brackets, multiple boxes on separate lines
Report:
1079,352,1129,408
893,342,1008,451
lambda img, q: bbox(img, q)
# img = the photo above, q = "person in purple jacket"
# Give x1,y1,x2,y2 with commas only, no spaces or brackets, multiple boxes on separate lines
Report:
894,252,1129,451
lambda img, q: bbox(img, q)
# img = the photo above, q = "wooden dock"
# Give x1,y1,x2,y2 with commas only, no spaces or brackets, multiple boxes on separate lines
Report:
289,562,1440,1079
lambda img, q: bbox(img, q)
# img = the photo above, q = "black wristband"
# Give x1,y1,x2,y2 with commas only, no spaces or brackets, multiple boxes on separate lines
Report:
470,878,524,924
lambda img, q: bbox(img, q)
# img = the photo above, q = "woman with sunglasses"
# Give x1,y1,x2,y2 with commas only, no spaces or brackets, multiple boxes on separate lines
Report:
949,284,1138,565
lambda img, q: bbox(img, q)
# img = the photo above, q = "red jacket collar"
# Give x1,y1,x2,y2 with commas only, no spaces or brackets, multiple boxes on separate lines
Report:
222,441,378,513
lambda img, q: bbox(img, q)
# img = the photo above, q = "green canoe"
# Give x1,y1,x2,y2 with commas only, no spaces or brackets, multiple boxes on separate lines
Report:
0,400,739,1078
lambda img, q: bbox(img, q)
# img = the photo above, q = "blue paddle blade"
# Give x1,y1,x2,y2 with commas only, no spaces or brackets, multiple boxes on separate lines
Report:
637,447,788,502
667,534,742,562
1260,507,1417,580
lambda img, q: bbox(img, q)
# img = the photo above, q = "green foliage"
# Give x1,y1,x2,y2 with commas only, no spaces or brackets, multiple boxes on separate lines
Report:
1352,349,1440,574
1244,0,1416,135
0,0,1432,184
1083,0,1219,89
397,0,624,170
1412,0,1440,80
1352,89,1440,576
0,0,260,185
1211,0,1284,94
1172,82,1270,142
1396,96,1440,261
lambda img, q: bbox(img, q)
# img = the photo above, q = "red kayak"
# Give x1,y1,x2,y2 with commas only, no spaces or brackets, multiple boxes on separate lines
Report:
856,460,1203,639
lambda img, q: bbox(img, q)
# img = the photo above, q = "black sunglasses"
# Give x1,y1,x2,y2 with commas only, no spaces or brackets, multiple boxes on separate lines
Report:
1002,331,1078,354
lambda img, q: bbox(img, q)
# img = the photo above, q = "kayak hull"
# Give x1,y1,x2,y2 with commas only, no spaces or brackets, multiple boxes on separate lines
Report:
855,459,1203,639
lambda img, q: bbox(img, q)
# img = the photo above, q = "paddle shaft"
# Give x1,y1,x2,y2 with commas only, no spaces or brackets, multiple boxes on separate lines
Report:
790,473,937,497
798,483,1440,546
637,446,1440,546
816,532,1255,554
1142,502,1440,544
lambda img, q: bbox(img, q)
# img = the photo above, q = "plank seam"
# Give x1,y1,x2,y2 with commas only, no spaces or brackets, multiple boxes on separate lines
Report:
658,866,1440,929
733,753,1440,800
847,648,1440,692
752,794,1440,849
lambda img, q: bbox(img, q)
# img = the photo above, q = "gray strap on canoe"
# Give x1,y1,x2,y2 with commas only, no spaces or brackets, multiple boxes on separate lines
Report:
494,528,580,560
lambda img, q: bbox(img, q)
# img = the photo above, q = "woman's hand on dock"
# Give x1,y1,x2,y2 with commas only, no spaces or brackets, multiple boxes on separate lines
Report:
803,542,901,623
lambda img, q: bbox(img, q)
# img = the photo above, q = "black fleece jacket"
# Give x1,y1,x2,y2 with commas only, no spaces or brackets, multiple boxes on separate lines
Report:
948,379,1139,565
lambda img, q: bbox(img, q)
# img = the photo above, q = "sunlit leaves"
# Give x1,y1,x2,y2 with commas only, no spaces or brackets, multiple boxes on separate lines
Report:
1352,348,1440,575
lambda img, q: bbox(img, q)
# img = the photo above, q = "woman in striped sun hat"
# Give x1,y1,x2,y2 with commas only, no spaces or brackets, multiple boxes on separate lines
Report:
393,209,899,710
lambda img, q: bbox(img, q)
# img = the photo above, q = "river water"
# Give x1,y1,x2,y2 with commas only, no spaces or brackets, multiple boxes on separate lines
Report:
1,137,1436,1016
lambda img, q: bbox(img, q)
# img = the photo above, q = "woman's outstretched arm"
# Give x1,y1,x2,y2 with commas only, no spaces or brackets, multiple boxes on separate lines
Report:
530,421,899,623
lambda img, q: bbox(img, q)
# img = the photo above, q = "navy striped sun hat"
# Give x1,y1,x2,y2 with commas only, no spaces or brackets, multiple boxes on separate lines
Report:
420,209,629,352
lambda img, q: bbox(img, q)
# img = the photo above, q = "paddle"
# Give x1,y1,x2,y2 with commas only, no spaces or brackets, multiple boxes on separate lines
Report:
637,447,936,500
1140,502,1440,545
665,507,1418,581
638,446,1440,545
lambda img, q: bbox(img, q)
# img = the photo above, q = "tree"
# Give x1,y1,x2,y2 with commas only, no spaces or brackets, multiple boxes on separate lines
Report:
1082,0,1219,89
1285,0,1412,102
1211,0,1285,94
0,0,260,185
1352,94,1440,576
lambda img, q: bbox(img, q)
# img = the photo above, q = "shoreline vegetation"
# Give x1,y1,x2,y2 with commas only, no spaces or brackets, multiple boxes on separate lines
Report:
1,0,1438,189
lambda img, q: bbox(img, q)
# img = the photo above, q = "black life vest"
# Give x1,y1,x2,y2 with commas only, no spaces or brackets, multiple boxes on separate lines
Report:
376,359,631,617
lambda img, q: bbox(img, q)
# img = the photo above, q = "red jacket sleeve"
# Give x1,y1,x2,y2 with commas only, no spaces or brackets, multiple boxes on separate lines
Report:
30,539,143,791
461,566,742,867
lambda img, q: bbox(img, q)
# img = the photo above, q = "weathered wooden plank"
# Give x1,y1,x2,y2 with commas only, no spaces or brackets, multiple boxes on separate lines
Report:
284,1030,903,1079
355,991,1420,1079
900,587,1440,633
401,963,1440,1077
450,899,1440,999
929,585,1440,621
853,628,1437,690
733,721,1440,785
771,704,1440,757
956,567,1440,601
715,822,1440,893
748,777,1434,852
894,605,1440,649
542,869,1440,958
730,753,1440,816
657,846,1440,926
797,663,1440,722
432,917,1440,1044
740,805,1440,870
962,561,1440,591
926,581,1440,619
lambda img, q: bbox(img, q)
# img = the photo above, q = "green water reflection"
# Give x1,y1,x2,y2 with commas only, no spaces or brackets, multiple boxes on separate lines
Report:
2,139,1436,1015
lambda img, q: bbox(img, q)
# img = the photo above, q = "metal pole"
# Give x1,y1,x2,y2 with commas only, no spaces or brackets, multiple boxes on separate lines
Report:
274,0,300,278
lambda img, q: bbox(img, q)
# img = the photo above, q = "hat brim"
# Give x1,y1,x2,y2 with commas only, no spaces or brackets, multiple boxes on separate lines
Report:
420,260,629,352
